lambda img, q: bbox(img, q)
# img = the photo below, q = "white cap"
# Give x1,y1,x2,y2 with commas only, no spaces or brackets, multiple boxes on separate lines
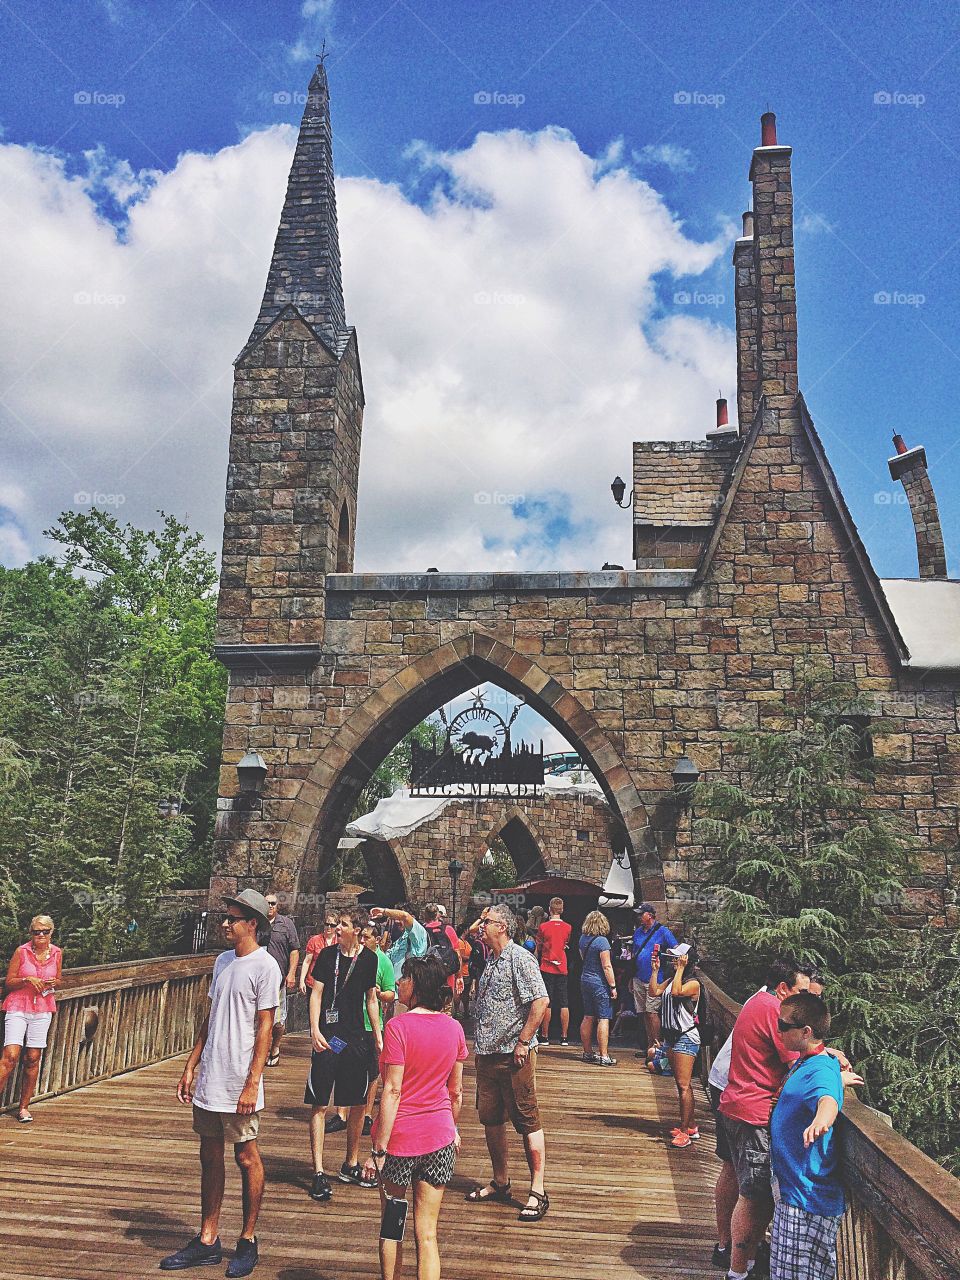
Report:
437,904,447,917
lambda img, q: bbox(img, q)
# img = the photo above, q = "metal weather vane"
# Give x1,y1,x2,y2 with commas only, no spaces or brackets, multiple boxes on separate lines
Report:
410,689,543,797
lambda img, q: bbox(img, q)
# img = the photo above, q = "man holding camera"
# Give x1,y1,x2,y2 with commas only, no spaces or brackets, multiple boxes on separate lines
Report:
305,907,383,1202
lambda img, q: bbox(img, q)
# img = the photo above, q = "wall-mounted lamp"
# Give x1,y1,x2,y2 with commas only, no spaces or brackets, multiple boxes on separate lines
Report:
671,753,700,812
236,750,268,797
610,476,635,508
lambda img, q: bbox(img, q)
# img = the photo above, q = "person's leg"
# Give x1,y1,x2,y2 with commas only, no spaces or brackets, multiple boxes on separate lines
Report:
0,1043,22,1092
234,1139,265,1241
270,1019,285,1060
18,1047,43,1115
730,1194,772,1276
310,1106,327,1172
672,1051,696,1130
539,1004,552,1039
378,1179,407,1280
199,1135,227,1244
345,1103,367,1167
580,1014,596,1054
412,1179,445,1280
484,1122,510,1186
597,1018,610,1058
521,1128,546,1198
715,1161,738,1250
559,1005,569,1041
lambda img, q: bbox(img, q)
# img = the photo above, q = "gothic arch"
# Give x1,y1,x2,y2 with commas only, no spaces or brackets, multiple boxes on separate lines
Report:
277,631,658,901
481,804,551,883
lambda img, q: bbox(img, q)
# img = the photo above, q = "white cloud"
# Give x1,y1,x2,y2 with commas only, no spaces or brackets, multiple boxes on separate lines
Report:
0,123,736,573
633,143,696,173
288,0,335,63
796,210,836,236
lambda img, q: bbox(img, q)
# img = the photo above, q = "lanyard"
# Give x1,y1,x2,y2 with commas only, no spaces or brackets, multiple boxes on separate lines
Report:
330,946,362,1011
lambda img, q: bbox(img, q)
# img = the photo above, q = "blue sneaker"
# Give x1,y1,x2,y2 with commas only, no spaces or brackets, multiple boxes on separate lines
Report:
225,1237,259,1277
159,1234,222,1270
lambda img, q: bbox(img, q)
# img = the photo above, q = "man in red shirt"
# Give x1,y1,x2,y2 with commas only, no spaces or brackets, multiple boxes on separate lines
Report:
299,915,339,995
718,958,811,1280
423,903,462,995
536,897,572,1046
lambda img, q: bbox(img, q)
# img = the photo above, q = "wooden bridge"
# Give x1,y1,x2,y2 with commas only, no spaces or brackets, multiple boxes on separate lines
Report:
2,957,960,1279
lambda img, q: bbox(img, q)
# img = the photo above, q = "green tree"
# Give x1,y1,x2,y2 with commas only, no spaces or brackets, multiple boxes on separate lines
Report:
0,509,226,963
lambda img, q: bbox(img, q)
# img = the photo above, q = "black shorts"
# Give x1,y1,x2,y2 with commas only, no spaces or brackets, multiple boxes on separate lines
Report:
304,1036,373,1109
541,971,569,1008
709,1085,732,1162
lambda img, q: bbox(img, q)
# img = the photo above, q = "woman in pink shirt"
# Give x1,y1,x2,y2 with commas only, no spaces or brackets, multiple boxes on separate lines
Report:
1,914,63,1122
364,954,467,1280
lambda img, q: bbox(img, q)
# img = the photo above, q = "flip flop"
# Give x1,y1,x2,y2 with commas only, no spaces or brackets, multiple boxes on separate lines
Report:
465,1179,512,1203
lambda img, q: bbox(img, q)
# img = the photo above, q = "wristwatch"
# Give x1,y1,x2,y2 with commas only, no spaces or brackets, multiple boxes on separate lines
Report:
518,1037,532,1048
371,1147,387,1158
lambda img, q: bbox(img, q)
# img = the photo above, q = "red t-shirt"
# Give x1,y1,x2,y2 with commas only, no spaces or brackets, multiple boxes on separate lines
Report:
537,919,572,975
719,988,799,1126
376,1011,468,1155
303,933,330,988
424,921,461,990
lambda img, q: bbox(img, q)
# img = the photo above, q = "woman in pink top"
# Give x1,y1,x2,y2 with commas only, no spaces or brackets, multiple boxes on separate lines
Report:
364,954,467,1280
1,913,63,1122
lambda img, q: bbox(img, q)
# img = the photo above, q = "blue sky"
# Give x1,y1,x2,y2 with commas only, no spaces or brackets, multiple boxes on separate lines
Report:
0,0,958,578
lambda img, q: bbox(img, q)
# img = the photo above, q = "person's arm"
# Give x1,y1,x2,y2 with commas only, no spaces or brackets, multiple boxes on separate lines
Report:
447,1060,464,1147
366,985,383,1053
298,946,313,995
364,1060,405,1180
803,1094,840,1148
285,931,300,990
237,1007,274,1115
514,995,549,1066
309,977,330,1053
600,944,617,996
670,953,700,1000
648,954,671,996
4,950,42,996
177,1013,210,1103
371,906,416,931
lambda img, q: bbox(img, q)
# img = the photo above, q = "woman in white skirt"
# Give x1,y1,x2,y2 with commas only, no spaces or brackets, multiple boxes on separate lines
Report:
1,914,62,1122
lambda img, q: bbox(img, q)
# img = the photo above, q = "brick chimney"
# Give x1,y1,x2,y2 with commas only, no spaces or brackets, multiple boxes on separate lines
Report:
733,209,758,430
706,393,737,440
748,112,797,407
888,434,948,579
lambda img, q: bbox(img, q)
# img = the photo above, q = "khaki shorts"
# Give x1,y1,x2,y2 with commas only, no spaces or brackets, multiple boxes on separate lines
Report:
475,1052,542,1136
192,1104,260,1145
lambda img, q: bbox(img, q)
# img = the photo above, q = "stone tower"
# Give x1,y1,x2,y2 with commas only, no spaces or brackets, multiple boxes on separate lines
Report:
216,61,363,660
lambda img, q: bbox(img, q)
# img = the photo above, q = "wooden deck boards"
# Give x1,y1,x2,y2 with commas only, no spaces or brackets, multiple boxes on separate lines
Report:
0,1036,719,1279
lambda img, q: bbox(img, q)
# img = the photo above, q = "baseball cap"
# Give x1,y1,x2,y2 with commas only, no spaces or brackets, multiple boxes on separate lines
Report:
633,901,657,917
222,888,271,928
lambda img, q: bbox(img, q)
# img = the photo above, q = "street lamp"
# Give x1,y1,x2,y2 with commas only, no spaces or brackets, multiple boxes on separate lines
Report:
610,476,634,508
671,753,700,813
448,858,465,926
236,750,268,797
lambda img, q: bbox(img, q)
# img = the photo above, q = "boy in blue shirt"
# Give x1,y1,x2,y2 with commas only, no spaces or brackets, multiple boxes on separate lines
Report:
769,992,862,1280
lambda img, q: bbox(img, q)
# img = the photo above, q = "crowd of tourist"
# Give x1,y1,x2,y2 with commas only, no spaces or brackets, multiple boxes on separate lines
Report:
2,892,862,1280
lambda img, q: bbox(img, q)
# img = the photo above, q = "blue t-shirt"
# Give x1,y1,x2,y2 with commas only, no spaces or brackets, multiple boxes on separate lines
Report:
632,923,677,983
771,1050,845,1217
579,934,610,985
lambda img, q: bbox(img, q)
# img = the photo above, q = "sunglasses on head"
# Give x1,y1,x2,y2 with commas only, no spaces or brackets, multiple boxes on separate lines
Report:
777,1017,807,1033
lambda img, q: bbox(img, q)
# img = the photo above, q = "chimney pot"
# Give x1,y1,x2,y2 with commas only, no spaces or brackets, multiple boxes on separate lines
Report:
716,397,729,428
760,111,777,146
741,210,755,239
892,433,909,456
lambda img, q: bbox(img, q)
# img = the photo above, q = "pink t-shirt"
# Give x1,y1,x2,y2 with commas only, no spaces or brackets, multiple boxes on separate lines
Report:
719,988,799,1126
3,943,62,1015
376,1011,468,1156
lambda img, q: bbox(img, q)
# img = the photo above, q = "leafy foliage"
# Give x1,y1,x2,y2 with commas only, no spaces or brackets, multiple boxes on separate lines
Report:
0,509,226,963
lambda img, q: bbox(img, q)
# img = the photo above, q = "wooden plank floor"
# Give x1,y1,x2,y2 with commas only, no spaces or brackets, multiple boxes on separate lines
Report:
0,1035,719,1279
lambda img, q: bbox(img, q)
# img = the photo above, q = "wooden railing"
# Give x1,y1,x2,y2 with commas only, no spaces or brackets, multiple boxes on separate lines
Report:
700,974,960,1280
0,954,215,1110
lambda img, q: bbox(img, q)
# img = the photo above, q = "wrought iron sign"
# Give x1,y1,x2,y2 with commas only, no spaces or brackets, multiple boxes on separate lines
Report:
410,691,544,796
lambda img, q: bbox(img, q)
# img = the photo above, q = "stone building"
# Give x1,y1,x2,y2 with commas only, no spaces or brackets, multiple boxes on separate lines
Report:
211,71,959,925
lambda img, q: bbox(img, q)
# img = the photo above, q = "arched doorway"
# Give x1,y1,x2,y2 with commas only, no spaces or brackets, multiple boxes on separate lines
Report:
277,633,658,906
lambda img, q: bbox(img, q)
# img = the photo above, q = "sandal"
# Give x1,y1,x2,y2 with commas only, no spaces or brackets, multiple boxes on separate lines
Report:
266,1053,280,1067
466,1179,512,1203
16,1110,32,1124
518,1190,549,1222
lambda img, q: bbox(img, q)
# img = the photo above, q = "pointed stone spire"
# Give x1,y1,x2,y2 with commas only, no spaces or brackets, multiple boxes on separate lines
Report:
249,60,348,352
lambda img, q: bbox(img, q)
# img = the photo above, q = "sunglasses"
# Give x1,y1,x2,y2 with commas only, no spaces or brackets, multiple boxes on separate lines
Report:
324,921,338,928
31,928,52,936
777,1017,807,1033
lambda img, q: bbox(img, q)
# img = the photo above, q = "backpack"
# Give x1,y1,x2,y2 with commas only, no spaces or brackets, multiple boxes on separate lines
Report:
424,922,460,978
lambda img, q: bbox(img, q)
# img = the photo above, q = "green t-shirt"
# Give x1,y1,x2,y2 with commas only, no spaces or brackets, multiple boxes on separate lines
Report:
364,947,396,1032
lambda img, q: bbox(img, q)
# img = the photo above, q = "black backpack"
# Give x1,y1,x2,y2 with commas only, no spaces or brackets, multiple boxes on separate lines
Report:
424,922,460,978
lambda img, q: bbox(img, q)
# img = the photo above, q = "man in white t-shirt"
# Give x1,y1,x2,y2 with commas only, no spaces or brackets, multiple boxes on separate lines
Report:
161,889,281,1278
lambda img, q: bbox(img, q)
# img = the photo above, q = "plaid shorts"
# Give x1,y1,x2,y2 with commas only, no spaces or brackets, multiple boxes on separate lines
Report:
770,1200,843,1280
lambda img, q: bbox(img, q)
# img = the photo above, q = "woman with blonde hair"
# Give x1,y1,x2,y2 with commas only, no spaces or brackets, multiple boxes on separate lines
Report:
1,914,63,1122
578,909,617,1066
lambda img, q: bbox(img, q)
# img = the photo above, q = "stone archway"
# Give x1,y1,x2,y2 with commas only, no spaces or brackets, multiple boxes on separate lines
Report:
276,632,658,903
